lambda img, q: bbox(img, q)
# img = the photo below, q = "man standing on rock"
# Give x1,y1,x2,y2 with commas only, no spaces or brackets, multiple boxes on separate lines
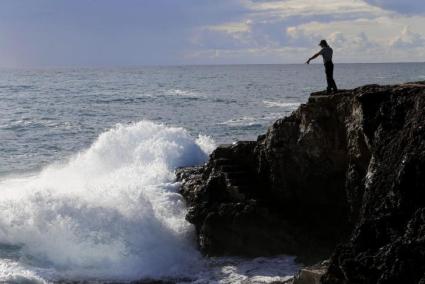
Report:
306,40,338,93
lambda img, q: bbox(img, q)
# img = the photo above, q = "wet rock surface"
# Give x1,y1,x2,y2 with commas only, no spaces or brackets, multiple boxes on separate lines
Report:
177,82,425,282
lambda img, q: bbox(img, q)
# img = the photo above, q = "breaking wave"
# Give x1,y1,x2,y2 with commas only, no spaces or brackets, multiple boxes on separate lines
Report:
0,121,215,282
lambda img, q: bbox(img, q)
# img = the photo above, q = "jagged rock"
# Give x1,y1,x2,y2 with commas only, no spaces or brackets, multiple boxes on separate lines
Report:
322,82,425,284
292,260,329,284
177,82,425,282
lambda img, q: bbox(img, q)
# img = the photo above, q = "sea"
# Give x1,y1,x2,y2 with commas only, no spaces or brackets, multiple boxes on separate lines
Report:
0,63,424,283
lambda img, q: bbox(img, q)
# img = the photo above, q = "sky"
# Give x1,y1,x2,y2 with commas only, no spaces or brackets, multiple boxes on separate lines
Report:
0,0,424,67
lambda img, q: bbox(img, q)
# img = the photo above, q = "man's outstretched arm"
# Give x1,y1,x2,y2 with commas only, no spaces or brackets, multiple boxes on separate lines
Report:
306,52,321,64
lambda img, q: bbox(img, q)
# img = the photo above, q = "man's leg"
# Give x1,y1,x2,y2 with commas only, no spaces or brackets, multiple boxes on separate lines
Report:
330,64,338,91
326,62,338,92
325,63,333,92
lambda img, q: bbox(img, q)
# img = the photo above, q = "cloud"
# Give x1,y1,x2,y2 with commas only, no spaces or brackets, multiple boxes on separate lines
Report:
286,23,380,60
207,20,252,34
285,15,425,47
390,26,425,48
189,0,403,63
281,15,425,62
330,32,376,49
184,46,309,64
240,0,387,20
365,0,425,15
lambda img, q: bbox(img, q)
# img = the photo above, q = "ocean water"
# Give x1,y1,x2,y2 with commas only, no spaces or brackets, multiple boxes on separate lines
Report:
0,63,424,283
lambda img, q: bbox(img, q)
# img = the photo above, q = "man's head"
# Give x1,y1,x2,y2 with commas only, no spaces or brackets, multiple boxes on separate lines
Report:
319,39,329,48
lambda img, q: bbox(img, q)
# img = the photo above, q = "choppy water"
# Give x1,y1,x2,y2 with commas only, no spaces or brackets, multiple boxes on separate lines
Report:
0,63,424,283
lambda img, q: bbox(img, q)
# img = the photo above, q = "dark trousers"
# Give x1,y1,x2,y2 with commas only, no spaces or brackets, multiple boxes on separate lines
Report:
324,62,337,92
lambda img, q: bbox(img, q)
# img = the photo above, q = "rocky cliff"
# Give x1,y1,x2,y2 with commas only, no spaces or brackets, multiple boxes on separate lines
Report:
176,82,425,283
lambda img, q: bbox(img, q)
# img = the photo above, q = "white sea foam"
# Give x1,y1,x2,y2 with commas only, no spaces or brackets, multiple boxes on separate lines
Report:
0,120,298,283
0,260,53,284
166,89,205,98
0,121,215,281
219,113,283,127
263,100,300,109
192,256,298,284
219,116,262,127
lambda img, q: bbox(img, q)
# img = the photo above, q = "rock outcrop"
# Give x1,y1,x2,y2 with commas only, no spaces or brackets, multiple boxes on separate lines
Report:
292,260,330,284
176,82,425,283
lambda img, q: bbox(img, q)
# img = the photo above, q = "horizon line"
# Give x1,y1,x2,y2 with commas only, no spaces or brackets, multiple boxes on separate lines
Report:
0,61,424,70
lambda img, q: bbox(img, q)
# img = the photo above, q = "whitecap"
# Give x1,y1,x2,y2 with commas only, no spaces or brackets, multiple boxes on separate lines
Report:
263,100,300,109
219,113,284,127
219,116,262,127
166,89,205,99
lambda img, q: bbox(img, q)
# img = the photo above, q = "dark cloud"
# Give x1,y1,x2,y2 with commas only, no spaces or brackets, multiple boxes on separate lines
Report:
365,0,425,14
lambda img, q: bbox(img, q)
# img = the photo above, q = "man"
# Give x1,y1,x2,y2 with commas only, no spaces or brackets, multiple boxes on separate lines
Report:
306,40,338,93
